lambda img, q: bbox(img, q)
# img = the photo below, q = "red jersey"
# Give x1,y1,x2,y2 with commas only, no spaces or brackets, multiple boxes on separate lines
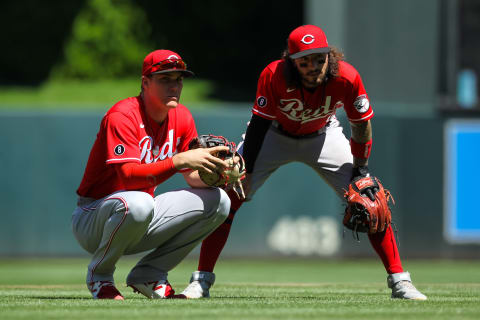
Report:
77,96,197,199
252,60,374,135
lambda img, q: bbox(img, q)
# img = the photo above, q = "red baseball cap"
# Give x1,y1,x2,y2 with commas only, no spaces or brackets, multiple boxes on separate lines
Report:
142,49,194,77
288,25,330,59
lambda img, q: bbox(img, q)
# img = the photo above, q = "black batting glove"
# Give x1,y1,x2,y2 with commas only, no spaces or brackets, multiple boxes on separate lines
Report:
352,165,370,179
351,166,376,201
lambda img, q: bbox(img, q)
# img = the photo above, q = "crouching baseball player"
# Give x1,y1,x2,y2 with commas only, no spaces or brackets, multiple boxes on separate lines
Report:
182,25,427,301
72,50,233,300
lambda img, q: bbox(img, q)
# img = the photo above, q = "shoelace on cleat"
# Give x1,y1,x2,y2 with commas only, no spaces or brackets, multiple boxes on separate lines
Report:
397,281,416,290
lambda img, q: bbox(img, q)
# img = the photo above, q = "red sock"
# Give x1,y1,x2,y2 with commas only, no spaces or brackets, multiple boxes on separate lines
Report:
368,225,403,274
197,189,244,272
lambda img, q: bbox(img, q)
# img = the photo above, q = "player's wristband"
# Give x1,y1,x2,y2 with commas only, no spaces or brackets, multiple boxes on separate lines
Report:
350,138,372,159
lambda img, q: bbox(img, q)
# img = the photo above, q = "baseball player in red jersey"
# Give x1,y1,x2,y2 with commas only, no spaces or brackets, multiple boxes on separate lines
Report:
182,25,427,300
73,49,232,300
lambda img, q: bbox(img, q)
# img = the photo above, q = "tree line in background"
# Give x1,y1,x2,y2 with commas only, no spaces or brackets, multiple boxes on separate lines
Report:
0,0,302,101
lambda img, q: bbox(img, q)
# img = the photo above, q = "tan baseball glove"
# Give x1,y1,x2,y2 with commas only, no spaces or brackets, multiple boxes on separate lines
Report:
189,134,246,199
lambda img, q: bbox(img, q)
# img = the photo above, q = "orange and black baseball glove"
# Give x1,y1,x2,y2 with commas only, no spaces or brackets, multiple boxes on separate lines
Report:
343,175,395,237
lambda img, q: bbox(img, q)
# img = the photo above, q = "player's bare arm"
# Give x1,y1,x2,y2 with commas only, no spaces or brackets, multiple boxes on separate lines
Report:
350,120,372,167
172,146,229,173
182,170,209,188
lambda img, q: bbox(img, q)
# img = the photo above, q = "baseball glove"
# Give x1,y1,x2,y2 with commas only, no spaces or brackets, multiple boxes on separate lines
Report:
189,134,246,198
343,175,395,237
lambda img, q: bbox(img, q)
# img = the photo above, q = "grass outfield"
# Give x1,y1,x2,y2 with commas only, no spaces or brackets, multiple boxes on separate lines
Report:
0,258,479,320
0,78,218,110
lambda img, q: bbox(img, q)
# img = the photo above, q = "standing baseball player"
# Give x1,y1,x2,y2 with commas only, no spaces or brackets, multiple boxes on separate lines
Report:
72,49,232,300
182,25,427,300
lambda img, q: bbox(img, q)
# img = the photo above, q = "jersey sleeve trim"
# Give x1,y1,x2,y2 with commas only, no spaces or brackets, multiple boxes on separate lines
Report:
106,157,141,163
348,109,374,122
252,108,276,119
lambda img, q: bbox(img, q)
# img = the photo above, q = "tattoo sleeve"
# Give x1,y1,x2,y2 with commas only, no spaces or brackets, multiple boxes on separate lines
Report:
350,120,372,167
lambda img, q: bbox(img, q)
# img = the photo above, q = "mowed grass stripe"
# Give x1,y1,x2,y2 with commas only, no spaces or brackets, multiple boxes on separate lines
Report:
0,258,479,320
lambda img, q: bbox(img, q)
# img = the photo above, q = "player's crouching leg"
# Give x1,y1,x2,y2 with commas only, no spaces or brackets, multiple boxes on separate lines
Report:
86,191,155,300
212,188,231,223
195,188,230,247
125,188,229,299
189,187,230,226
122,191,155,223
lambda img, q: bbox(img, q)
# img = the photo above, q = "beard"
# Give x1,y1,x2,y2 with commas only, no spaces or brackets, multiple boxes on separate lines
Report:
302,73,323,88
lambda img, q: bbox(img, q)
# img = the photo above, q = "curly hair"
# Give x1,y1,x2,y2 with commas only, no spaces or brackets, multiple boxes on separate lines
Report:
281,46,345,88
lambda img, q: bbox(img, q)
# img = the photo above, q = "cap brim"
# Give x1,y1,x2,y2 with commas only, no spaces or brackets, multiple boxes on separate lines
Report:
150,69,195,77
290,47,330,59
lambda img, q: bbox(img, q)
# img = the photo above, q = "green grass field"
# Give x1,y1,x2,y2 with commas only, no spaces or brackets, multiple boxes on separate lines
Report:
0,78,218,110
0,258,479,320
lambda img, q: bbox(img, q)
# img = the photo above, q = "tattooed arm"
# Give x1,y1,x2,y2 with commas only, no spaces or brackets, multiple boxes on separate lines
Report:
350,120,372,167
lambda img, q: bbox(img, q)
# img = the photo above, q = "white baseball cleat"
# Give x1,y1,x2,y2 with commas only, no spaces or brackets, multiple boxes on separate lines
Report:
128,280,185,299
88,280,124,300
181,271,215,299
387,271,427,300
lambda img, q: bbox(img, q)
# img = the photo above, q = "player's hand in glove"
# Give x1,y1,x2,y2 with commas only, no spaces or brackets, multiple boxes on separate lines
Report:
352,165,370,179
343,172,395,238
173,146,230,173
188,134,246,199
351,165,375,201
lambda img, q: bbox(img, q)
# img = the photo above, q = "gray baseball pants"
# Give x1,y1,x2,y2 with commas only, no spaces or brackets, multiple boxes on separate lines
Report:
72,187,230,285
240,116,353,200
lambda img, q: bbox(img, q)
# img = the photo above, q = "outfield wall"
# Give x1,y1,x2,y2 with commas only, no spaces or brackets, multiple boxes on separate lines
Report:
1,108,479,259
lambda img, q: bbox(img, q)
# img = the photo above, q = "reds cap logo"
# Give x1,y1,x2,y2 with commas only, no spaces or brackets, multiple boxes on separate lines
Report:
114,144,125,156
301,34,315,45
257,96,267,108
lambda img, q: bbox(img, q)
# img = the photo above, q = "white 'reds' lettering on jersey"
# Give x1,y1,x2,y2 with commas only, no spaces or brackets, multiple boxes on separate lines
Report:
139,129,181,163
278,97,343,124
